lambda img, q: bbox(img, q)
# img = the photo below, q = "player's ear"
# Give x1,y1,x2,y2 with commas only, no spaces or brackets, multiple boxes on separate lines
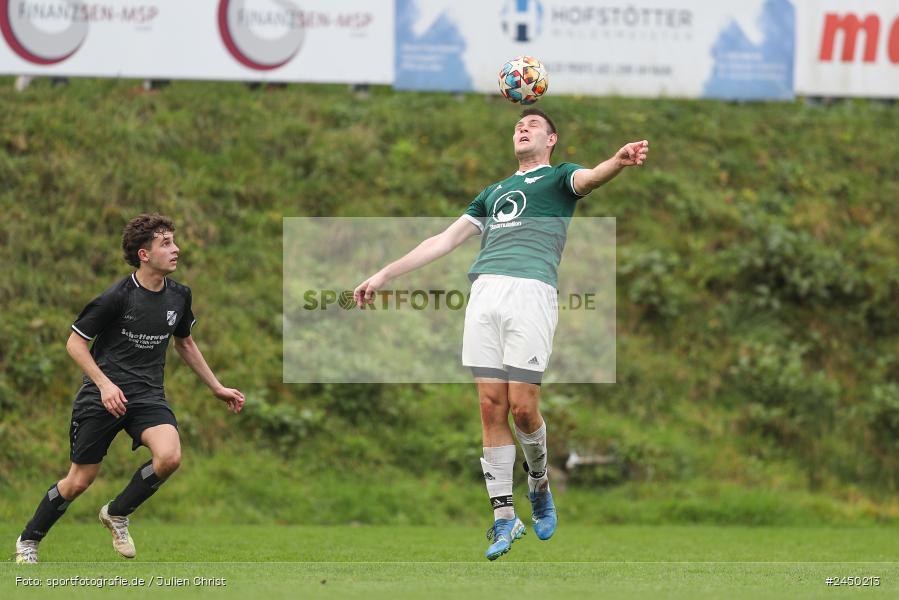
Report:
137,247,149,263
547,132,557,148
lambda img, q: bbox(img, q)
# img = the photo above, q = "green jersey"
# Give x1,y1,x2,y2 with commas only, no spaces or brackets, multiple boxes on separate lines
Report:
463,162,586,288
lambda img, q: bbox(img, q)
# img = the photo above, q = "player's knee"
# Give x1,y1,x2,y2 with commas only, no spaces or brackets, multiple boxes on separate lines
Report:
154,450,181,477
62,477,93,498
510,402,538,427
479,395,507,421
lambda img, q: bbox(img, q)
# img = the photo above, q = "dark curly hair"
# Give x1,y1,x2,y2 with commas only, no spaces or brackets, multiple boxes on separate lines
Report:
122,214,175,268
520,108,558,157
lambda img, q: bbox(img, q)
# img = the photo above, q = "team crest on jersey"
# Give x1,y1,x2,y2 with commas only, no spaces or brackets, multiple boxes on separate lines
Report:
166,311,177,326
492,190,527,223
489,190,527,231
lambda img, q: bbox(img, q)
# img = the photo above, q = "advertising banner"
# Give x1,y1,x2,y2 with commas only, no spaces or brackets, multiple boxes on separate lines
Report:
0,0,394,83
395,0,795,100
795,0,899,97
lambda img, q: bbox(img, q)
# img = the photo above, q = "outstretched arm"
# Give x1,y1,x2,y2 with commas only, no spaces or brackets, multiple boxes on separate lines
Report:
572,140,649,196
354,216,480,307
173,335,245,413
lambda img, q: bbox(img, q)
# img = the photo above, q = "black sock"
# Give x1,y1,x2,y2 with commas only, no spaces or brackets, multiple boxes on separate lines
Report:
20,484,70,542
107,461,164,517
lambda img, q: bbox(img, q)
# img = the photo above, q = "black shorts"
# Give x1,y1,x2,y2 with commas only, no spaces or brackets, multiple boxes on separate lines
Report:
69,403,178,465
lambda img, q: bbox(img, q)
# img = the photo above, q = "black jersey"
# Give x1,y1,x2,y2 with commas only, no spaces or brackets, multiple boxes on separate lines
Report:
70,273,195,411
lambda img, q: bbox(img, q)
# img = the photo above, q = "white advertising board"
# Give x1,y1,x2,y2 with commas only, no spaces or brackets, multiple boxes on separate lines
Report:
0,0,394,83
395,0,795,100
795,0,899,97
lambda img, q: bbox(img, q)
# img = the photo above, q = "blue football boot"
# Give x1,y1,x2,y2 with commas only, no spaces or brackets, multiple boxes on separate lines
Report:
485,516,526,561
527,490,557,540
524,460,557,540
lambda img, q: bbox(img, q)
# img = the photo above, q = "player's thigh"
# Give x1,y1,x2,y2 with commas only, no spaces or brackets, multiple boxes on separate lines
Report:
502,279,558,373
502,317,557,375
140,425,180,459
462,279,504,370
125,404,180,457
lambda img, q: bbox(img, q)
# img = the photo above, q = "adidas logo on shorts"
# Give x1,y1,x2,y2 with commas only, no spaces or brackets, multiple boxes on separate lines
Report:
528,356,540,366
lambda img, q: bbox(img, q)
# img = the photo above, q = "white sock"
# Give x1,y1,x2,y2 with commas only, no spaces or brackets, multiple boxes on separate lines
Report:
515,422,550,494
480,445,516,521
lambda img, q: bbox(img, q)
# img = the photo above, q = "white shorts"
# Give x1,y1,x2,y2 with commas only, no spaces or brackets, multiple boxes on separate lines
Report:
462,274,558,383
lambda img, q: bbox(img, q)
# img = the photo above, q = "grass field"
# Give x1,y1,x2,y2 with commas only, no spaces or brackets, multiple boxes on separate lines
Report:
3,524,897,599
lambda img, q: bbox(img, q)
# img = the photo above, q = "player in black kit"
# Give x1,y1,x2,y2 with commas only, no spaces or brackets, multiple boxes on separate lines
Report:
14,214,245,563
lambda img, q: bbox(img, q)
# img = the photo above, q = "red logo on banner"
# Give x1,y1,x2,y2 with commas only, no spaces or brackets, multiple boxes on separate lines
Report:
819,12,899,64
0,0,88,65
218,0,305,70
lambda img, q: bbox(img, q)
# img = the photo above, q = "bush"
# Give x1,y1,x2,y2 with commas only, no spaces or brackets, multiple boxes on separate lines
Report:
711,219,862,311
855,383,899,489
241,392,325,454
619,247,688,320
729,342,840,488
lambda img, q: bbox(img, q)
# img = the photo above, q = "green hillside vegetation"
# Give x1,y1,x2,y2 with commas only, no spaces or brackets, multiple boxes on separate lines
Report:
1,78,898,526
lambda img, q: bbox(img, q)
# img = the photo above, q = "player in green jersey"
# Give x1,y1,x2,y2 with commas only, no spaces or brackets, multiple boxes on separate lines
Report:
354,108,648,560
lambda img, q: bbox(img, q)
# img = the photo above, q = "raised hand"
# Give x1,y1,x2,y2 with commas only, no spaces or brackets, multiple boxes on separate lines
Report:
616,140,649,167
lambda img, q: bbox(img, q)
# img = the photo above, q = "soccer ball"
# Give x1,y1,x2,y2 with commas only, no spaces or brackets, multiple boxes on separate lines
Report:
498,56,548,105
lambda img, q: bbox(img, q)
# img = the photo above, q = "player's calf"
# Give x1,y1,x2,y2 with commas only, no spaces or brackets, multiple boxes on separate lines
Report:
17,483,73,558
99,459,167,559
107,459,166,517
516,422,557,540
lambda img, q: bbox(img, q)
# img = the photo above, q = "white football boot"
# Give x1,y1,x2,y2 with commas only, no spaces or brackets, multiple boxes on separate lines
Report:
99,503,136,558
15,536,39,564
